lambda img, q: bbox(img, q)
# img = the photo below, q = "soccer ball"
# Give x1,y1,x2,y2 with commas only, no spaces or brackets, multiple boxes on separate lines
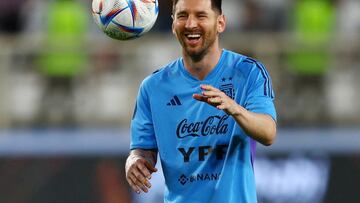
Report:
92,0,159,40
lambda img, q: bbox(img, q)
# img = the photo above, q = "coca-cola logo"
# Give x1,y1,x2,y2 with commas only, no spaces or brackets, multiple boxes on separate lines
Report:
176,115,229,139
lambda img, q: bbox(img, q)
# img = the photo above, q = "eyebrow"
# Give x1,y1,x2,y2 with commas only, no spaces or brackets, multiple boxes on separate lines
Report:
176,10,209,16
196,11,208,15
176,11,188,16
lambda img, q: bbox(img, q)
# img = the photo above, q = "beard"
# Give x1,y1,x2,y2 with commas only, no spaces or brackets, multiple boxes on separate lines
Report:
185,47,208,62
176,27,217,62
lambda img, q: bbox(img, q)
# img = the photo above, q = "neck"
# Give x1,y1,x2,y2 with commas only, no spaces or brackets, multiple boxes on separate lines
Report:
182,43,222,81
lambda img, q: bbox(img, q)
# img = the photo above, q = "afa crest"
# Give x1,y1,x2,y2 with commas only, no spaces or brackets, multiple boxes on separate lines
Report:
220,83,235,99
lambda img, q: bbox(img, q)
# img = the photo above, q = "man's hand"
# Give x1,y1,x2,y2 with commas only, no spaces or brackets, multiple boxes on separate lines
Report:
125,149,158,193
193,84,238,115
193,84,276,146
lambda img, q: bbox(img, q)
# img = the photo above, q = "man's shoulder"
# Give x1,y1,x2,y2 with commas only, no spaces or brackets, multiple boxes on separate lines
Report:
141,58,181,87
224,50,268,76
141,58,180,89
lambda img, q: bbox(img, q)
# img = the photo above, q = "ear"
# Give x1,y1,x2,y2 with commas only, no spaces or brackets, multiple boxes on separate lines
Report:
217,14,226,33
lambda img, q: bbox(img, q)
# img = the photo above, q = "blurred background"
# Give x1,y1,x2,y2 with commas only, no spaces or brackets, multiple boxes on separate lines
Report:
0,0,359,202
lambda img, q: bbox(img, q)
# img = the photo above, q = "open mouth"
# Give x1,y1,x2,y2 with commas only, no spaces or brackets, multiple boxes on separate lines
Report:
185,33,201,44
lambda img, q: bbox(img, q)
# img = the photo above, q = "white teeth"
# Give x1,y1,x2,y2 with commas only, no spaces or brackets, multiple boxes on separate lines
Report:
187,34,201,38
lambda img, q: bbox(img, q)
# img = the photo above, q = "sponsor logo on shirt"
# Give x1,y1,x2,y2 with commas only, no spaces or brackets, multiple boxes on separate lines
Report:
178,144,228,162
178,173,221,185
176,115,229,139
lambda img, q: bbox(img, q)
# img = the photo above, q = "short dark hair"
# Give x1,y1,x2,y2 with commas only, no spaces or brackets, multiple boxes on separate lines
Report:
171,0,222,14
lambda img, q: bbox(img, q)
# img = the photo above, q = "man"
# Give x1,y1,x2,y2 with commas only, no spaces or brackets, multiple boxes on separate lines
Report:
125,0,277,202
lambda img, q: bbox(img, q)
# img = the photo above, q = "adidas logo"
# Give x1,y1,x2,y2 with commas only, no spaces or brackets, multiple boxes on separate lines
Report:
167,95,182,106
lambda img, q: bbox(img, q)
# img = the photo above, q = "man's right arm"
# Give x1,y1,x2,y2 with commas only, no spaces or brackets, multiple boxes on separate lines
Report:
125,149,158,193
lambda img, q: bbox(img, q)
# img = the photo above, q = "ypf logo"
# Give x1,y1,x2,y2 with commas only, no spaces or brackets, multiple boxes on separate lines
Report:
178,174,189,185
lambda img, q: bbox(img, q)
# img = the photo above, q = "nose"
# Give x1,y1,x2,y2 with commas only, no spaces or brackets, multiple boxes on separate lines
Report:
185,15,197,29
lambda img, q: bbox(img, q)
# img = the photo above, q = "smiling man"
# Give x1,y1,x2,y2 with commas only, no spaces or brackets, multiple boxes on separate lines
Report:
125,0,277,202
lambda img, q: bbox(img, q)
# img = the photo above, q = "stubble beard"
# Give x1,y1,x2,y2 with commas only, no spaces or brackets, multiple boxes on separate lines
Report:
182,36,216,63
186,47,207,62
179,25,218,63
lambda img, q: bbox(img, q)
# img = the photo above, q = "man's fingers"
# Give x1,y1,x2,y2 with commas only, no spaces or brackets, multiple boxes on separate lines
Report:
137,180,149,193
129,173,150,193
202,90,220,97
136,166,153,188
217,104,226,110
125,153,158,194
133,176,149,193
137,164,152,179
144,160,158,173
125,159,154,193
127,176,141,194
194,94,221,108
135,159,157,180
193,94,208,102
207,97,222,104
132,167,150,186
200,84,220,92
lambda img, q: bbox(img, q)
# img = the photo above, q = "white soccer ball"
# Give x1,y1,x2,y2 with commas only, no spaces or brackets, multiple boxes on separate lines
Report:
92,0,159,40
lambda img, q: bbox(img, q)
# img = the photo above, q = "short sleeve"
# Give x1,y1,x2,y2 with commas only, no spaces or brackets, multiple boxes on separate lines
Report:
244,61,277,121
130,80,157,150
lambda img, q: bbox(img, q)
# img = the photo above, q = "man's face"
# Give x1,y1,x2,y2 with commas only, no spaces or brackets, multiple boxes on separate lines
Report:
172,0,225,61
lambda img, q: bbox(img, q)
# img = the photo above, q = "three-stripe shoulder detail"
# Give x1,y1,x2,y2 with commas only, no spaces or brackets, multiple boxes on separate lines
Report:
242,57,274,98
